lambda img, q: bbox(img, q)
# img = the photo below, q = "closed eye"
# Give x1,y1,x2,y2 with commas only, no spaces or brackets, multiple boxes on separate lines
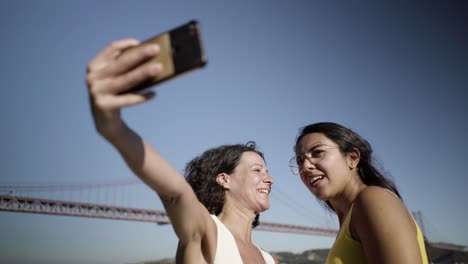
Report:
252,168,262,172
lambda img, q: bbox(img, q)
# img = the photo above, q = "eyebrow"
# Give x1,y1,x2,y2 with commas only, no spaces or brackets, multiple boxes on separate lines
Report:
250,163,268,171
296,144,326,157
250,163,264,168
301,143,325,154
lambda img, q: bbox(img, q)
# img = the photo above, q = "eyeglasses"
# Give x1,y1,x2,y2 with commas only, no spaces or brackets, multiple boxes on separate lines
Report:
289,144,339,175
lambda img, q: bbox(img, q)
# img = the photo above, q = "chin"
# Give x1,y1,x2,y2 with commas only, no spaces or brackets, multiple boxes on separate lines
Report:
310,189,329,201
258,203,270,212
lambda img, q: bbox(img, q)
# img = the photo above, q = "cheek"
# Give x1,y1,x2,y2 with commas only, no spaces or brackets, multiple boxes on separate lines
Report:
321,158,347,180
249,175,260,185
322,153,344,171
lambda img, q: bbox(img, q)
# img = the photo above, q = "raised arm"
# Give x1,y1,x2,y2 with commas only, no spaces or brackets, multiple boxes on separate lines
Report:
352,187,425,264
86,39,213,247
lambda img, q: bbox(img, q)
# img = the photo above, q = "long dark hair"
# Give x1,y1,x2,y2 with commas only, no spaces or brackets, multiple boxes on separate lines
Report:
294,122,401,211
184,142,263,227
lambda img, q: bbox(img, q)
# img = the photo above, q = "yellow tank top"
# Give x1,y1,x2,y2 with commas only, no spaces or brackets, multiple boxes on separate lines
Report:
326,204,428,264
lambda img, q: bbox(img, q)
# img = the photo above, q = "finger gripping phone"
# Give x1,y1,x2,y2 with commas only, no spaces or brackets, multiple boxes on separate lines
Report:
130,20,207,92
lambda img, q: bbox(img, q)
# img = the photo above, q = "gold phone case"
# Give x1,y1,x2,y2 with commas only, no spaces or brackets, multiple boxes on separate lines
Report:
130,20,207,92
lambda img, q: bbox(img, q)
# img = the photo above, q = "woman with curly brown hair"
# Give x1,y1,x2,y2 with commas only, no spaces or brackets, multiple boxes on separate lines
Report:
86,39,276,263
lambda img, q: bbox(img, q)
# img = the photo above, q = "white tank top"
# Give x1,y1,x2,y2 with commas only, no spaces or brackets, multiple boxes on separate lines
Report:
211,215,275,264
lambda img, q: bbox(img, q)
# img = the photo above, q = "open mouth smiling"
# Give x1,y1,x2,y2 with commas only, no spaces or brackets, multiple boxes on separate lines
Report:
310,175,324,186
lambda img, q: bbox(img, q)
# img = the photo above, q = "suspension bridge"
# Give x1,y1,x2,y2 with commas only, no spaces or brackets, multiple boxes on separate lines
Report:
0,179,464,252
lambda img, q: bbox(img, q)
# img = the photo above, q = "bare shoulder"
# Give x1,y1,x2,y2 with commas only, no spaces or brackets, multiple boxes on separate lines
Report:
356,185,398,200
351,187,422,263
351,186,414,238
353,186,404,215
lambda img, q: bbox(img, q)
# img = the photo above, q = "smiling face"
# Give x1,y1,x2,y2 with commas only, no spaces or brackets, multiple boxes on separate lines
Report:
295,133,353,201
222,151,274,214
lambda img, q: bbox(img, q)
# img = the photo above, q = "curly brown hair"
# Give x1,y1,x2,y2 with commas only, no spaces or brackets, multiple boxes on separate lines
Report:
184,142,264,228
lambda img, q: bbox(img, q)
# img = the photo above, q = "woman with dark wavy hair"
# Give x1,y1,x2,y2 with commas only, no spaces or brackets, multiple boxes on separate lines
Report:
290,122,428,264
184,143,265,228
86,39,276,263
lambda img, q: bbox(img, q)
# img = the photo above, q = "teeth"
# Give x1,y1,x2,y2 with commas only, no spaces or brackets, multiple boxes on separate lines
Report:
258,189,270,195
310,176,323,184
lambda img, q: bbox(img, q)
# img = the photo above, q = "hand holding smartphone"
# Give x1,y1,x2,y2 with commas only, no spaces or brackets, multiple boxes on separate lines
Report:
126,20,207,92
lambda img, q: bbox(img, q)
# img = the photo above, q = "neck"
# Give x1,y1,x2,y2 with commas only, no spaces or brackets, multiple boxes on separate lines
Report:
218,203,255,242
329,172,367,224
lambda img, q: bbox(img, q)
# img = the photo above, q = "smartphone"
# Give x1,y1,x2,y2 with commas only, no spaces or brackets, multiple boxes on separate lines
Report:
127,20,207,92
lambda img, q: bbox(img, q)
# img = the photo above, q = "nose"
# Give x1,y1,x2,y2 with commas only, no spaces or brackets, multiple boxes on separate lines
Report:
302,157,316,172
264,172,274,185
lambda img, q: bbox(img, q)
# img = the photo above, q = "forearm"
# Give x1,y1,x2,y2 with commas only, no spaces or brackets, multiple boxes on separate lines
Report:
86,39,209,243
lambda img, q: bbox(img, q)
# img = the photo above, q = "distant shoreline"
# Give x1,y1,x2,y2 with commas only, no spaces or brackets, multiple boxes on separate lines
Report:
134,244,468,264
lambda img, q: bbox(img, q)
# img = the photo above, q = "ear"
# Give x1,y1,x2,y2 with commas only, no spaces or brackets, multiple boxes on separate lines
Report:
347,148,361,170
216,173,231,189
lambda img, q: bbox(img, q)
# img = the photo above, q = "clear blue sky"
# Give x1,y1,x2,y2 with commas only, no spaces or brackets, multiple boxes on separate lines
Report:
1,1,467,263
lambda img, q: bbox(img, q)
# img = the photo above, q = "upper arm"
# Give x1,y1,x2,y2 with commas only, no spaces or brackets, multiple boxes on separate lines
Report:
351,187,423,264
162,188,215,245
113,135,217,257
170,193,218,263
